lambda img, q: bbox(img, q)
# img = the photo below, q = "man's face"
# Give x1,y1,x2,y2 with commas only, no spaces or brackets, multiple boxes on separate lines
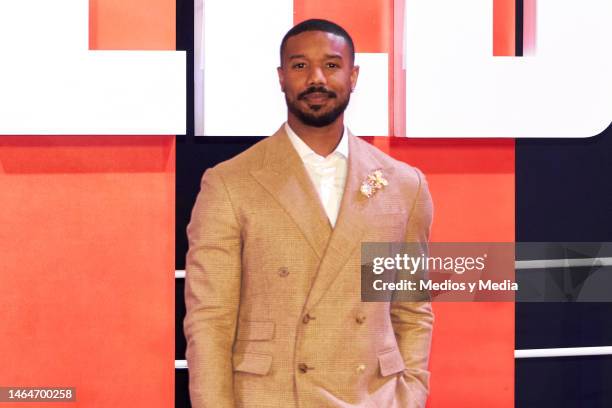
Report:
278,31,359,128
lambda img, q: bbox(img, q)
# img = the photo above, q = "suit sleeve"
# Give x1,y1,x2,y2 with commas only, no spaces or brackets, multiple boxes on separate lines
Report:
184,167,241,408
390,167,434,408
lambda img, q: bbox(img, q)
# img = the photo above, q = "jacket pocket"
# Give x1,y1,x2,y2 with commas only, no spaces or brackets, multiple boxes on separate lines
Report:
236,320,275,341
377,348,406,377
232,352,273,375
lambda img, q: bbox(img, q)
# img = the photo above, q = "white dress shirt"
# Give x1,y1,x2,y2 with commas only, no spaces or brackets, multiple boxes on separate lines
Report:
285,122,349,227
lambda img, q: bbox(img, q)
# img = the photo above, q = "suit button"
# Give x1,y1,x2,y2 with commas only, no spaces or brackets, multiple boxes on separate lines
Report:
278,267,289,277
302,313,315,324
356,364,366,373
355,315,366,324
298,363,312,373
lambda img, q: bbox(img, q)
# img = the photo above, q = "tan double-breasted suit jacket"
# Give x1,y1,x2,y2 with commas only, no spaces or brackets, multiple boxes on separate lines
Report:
184,125,433,408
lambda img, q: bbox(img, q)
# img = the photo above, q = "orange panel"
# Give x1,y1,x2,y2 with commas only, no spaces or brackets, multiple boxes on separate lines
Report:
89,0,175,50
428,303,515,408
368,137,515,174
426,173,514,407
0,136,173,174
383,137,515,408
494,0,516,56
293,0,392,53
0,137,175,408
427,173,514,242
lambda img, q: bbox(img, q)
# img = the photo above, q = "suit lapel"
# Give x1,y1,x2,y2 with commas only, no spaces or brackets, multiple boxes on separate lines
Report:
252,126,392,311
303,132,388,312
250,127,332,259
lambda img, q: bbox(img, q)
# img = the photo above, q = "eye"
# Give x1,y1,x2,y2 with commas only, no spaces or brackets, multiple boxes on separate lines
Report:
292,62,306,69
326,62,340,69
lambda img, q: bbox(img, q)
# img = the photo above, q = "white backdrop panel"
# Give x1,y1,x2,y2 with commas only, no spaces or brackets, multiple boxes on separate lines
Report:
0,0,185,135
404,0,612,138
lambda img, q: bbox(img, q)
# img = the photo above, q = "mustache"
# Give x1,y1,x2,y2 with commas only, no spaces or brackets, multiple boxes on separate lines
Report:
298,86,337,100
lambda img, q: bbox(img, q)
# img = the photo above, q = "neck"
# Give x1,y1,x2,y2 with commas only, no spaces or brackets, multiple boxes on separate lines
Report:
287,114,344,157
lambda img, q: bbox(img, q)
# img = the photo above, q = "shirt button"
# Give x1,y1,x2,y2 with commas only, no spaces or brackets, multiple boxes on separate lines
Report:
278,267,289,277
355,315,366,324
298,363,312,373
302,313,315,324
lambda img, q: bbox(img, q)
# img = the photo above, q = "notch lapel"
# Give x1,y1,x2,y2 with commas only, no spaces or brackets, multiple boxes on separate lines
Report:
250,127,332,259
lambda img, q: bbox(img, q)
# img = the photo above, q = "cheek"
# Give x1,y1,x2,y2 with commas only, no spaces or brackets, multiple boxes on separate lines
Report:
283,80,302,96
329,74,352,92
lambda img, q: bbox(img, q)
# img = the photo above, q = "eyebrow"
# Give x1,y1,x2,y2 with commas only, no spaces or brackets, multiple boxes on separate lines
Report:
288,53,344,60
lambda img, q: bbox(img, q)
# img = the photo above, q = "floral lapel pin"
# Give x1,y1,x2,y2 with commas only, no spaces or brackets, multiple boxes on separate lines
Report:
360,169,388,198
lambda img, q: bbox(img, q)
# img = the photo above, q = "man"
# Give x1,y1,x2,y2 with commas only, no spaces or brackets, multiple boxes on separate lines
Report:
184,19,433,408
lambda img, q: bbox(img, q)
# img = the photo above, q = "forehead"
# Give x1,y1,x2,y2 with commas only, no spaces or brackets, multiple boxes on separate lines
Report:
283,31,350,60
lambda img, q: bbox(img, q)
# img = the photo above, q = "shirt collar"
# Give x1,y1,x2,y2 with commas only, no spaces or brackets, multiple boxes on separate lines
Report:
285,122,349,161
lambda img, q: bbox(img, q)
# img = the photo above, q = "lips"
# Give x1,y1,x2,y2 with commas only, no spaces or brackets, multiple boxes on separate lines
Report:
298,87,336,102
303,92,331,104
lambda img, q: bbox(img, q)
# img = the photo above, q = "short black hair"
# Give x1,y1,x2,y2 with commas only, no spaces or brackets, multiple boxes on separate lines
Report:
280,19,355,66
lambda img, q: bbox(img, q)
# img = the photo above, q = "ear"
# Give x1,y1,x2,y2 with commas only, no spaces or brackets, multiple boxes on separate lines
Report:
350,65,359,92
277,66,285,92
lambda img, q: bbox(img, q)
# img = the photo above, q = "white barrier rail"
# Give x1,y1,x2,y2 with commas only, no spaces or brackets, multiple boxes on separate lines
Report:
175,257,612,279
175,346,612,369
515,346,612,359
515,257,612,270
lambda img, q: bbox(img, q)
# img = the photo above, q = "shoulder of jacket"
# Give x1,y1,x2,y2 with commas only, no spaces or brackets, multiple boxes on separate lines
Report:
208,135,277,180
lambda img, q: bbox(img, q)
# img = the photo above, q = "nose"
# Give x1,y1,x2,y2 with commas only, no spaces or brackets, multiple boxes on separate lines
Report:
307,66,326,86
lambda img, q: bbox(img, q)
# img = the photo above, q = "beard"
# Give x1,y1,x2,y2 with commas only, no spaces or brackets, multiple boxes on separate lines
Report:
285,86,350,128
